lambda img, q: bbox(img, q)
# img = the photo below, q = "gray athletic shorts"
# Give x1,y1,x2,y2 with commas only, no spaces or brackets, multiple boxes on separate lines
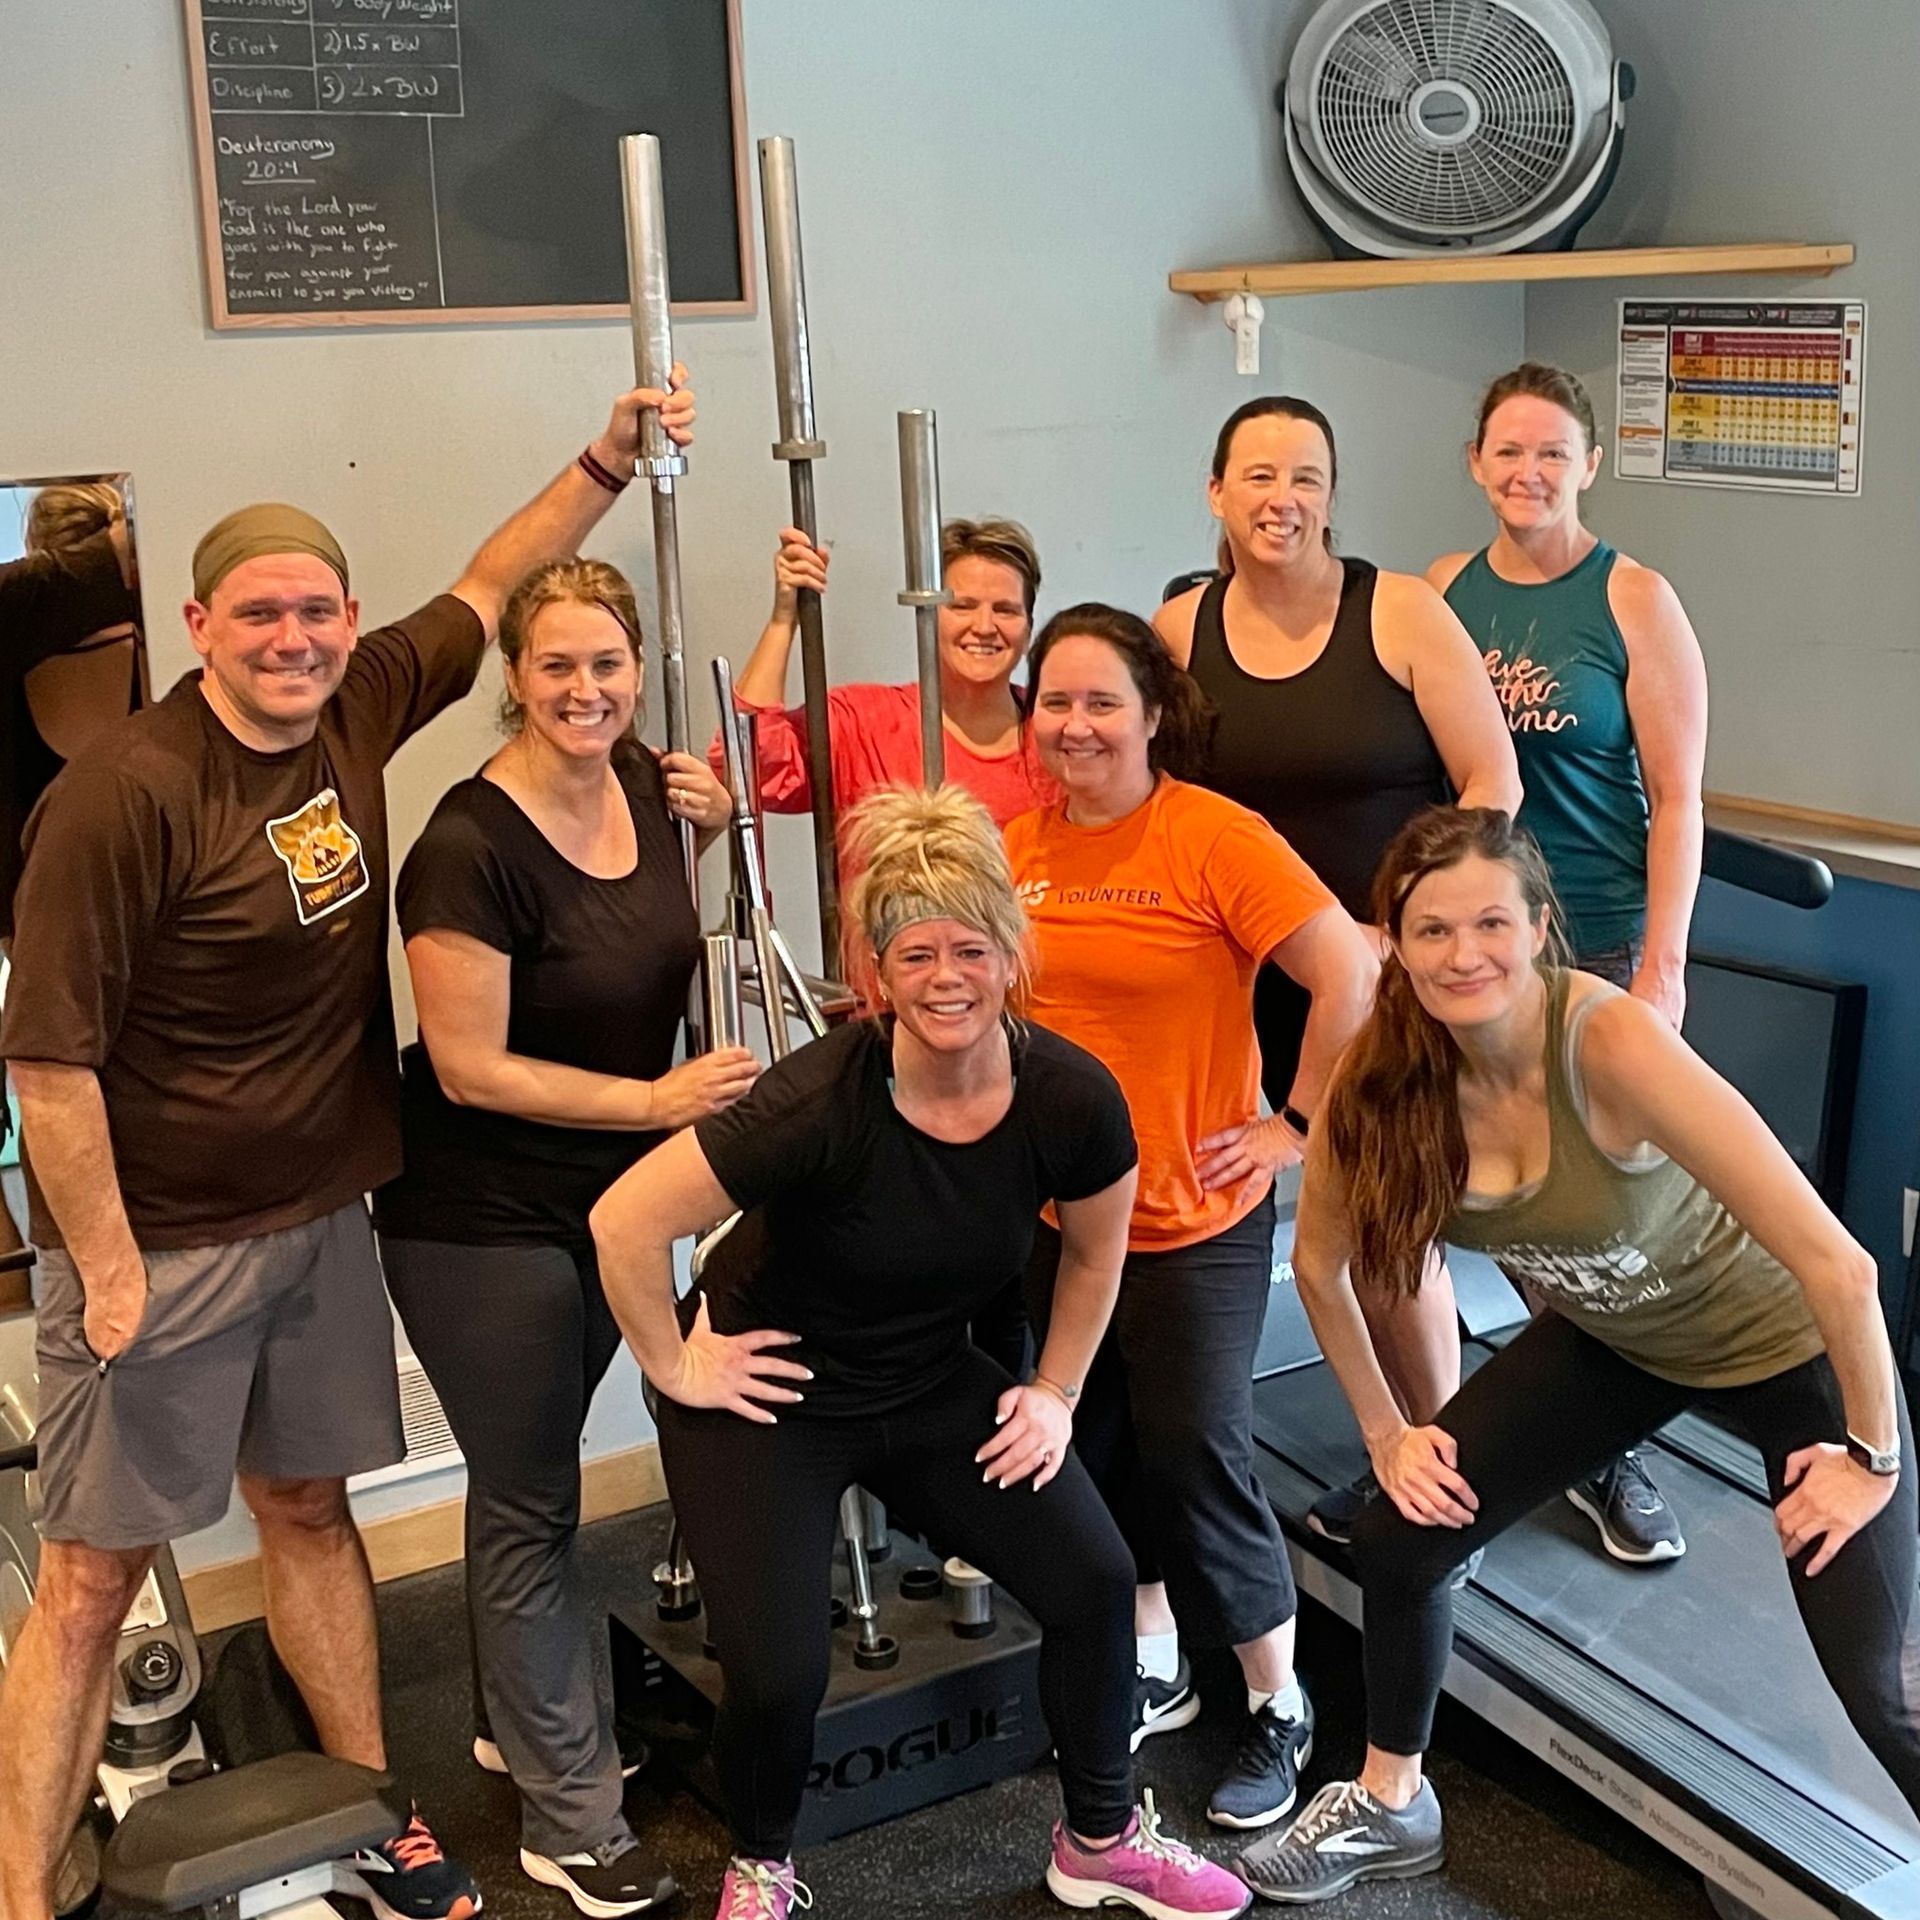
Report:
33,1200,405,1549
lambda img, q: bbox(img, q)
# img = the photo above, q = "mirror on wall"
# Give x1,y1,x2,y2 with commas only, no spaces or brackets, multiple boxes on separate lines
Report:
0,474,150,767
0,474,150,1251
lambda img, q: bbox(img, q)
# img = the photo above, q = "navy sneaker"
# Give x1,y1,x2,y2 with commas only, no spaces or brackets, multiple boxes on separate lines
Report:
520,1841,676,1917
340,1806,481,1920
1132,1657,1202,1752
1305,1470,1378,1547
1207,1690,1316,1830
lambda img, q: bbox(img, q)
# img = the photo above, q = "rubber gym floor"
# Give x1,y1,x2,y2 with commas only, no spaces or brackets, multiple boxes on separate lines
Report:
188,1503,1714,1920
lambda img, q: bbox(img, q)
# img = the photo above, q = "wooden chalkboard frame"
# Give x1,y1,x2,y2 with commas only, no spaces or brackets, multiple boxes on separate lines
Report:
182,0,754,329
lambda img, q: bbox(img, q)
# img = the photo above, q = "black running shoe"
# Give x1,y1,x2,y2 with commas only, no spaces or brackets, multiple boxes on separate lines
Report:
1208,1691,1316,1829
1305,1470,1378,1547
1567,1450,1685,1564
1132,1657,1202,1752
519,1842,677,1917
1234,1778,1443,1903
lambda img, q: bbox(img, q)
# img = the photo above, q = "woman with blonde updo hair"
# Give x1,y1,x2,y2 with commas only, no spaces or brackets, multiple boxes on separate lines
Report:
371,556,743,1914
592,783,1251,1920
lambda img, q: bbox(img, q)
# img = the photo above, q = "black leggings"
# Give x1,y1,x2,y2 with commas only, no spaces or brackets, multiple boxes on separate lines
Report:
1026,1191,1296,1648
1352,1312,1920,1815
654,1348,1135,1858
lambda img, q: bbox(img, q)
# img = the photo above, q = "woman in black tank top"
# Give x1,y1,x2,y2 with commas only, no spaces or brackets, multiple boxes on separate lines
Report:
1153,396,1520,1541
1154,397,1518,1095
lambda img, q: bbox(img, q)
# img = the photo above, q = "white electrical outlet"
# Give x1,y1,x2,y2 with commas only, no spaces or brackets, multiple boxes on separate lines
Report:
1904,1188,1918,1260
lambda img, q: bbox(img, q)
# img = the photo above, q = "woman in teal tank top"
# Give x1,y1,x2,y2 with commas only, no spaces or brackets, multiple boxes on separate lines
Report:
1429,363,1708,1026
1430,362,1711,1564
1230,808,1917,1907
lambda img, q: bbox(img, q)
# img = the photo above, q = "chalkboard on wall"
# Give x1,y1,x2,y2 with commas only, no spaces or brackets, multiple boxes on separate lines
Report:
184,0,751,328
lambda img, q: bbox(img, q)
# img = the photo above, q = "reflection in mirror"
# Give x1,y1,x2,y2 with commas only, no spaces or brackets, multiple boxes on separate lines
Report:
0,475,149,1256
1,475,150,770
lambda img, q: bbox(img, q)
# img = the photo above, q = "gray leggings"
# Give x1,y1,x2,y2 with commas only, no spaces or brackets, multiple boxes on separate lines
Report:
380,1235,631,1857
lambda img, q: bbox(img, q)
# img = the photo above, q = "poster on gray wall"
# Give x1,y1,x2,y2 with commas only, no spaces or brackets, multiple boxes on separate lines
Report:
1615,300,1865,496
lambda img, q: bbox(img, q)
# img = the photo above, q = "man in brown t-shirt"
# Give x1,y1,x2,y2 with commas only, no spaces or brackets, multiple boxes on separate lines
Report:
0,377,693,1920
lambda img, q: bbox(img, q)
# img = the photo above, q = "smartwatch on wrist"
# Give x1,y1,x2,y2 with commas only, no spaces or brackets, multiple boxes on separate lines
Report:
1846,1432,1901,1477
1280,1103,1312,1137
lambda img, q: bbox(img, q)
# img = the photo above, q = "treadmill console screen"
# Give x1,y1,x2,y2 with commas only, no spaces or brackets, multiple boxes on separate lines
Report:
1682,954,1865,1209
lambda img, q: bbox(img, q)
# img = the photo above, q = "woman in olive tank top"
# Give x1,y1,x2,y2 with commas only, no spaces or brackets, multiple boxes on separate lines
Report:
1154,395,1520,1550
1431,363,1711,1568
1231,808,1918,1906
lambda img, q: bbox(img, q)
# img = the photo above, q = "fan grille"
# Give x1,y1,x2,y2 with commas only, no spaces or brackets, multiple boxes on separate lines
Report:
1313,0,1578,233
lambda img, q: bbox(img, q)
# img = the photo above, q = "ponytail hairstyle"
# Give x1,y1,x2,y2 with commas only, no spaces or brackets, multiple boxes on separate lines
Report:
1210,395,1340,574
25,481,123,556
1324,807,1570,1298
845,782,1033,1010
1025,602,1218,781
496,557,645,735
1474,362,1598,451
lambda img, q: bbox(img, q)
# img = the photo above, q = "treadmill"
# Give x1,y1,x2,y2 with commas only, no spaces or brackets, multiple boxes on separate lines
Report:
1249,827,1920,1920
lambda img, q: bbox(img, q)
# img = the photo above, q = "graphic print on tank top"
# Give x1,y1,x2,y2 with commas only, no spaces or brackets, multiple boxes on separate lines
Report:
1483,1232,1671,1315
1480,616,1581,736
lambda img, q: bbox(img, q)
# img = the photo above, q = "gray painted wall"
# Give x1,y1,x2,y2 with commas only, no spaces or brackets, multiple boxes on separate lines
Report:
1523,0,1916,824
0,1,1518,1563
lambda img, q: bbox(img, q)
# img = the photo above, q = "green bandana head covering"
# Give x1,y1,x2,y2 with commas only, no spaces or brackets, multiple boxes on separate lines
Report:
192,504,349,604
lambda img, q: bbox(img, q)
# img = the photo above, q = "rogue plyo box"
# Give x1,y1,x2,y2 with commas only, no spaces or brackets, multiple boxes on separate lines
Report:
608,1530,1051,1845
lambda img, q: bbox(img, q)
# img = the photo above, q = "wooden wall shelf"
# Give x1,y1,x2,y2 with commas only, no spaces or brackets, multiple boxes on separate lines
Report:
1170,242,1855,302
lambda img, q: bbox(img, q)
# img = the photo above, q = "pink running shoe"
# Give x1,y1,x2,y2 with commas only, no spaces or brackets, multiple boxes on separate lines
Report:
1047,1791,1252,1919
715,1857,811,1920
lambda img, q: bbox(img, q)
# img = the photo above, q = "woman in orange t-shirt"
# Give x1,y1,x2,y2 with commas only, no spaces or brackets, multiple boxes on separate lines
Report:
1005,603,1378,1834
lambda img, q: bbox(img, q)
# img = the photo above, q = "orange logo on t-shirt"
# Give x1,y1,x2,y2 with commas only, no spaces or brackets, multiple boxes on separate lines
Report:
265,787,370,925
1016,876,1052,910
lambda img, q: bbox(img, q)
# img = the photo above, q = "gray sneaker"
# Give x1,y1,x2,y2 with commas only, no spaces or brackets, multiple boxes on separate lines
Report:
1567,1450,1686,1564
1233,1778,1443,1904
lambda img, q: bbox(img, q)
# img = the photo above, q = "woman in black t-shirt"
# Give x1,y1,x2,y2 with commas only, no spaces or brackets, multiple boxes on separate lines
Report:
373,558,752,1918
591,786,1252,1920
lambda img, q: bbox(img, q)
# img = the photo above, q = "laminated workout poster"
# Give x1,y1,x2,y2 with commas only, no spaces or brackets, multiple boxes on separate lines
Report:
1615,299,1865,495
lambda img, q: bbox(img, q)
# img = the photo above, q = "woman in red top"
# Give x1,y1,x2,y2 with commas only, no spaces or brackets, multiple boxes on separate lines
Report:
723,517,1055,828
